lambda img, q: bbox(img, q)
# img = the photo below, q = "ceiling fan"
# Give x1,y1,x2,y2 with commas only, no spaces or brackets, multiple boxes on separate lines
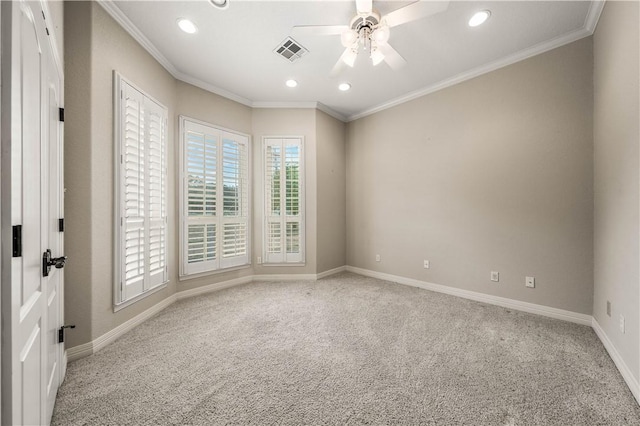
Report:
292,0,449,76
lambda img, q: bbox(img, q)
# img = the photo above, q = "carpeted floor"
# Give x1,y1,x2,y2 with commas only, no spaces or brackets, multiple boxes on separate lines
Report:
52,273,640,425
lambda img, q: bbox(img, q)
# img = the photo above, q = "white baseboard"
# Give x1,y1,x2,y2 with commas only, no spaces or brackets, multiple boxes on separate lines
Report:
66,340,95,362
592,318,640,405
176,276,253,300
317,265,347,279
66,273,279,361
346,266,592,326
67,294,178,362
253,273,318,281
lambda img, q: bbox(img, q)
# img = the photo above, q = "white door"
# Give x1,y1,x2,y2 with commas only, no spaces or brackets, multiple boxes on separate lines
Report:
43,22,64,422
4,1,64,424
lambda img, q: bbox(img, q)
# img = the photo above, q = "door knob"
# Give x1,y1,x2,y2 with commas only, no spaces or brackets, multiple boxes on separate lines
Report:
43,249,67,277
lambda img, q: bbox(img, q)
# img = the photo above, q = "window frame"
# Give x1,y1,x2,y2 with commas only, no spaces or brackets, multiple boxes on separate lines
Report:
113,72,169,309
262,136,305,266
178,115,252,279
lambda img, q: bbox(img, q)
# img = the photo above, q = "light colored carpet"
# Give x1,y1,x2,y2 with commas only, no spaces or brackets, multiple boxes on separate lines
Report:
52,273,640,425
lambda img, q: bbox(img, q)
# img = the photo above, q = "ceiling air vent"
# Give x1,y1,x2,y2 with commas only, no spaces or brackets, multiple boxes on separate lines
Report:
274,37,308,63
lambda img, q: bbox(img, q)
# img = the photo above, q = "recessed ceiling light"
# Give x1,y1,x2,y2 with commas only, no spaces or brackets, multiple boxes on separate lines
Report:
286,79,298,88
210,0,229,10
338,83,351,92
177,18,197,34
468,10,491,27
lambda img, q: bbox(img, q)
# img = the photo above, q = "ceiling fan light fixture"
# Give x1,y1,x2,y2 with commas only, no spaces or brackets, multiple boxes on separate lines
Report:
177,18,197,34
469,10,491,27
371,48,385,66
343,49,358,67
209,0,229,10
341,29,359,48
372,25,390,45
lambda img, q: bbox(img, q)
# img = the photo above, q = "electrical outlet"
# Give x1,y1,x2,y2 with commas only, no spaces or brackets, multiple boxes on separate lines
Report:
257,256,262,264
525,276,535,288
423,260,430,269
619,315,625,334
606,301,611,317
491,271,499,282
375,254,381,262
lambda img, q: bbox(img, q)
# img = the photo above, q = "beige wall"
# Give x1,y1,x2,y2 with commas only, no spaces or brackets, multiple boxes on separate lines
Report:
316,110,346,273
251,108,318,275
176,81,252,135
64,1,93,347
346,38,594,314
593,0,640,381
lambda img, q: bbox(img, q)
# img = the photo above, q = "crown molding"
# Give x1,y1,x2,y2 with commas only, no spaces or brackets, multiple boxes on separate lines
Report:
584,0,606,33
97,0,604,125
252,101,319,110
97,0,252,108
347,0,605,122
96,0,346,120
315,102,348,122
96,0,178,75
176,71,254,107
252,101,348,122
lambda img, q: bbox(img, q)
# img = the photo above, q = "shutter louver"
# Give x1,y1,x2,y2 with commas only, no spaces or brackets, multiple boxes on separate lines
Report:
117,77,168,304
264,138,304,264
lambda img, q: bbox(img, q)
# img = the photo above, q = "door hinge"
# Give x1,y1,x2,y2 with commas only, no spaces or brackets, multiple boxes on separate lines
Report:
12,225,22,257
58,325,76,343
59,108,64,122
58,218,65,232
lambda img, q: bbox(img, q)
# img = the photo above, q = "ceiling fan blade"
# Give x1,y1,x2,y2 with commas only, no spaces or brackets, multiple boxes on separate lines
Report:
292,25,349,36
356,0,373,15
378,44,407,70
330,49,350,77
383,0,449,28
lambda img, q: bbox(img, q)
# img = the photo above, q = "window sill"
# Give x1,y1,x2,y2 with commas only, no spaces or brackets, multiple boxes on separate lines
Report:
113,282,168,313
179,264,252,282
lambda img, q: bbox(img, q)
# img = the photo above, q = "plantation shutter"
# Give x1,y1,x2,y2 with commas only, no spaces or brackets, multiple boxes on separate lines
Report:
183,121,219,274
181,118,249,275
146,99,167,288
121,83,145,300
264,138,304,264
220,133,249,268
118,78,168,304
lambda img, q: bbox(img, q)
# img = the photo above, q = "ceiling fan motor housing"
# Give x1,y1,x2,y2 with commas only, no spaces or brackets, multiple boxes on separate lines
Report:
350,11,381,33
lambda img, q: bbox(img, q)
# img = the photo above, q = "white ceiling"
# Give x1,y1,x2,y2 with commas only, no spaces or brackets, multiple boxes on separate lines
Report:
107,0,602,121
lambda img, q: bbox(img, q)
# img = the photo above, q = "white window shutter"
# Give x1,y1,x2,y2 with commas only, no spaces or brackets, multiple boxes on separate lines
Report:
183,121,219,275
117,76,168,305
121,83,145,301
181,119,249,276
220,133,249,268
145,98,167,288
264,138,304,264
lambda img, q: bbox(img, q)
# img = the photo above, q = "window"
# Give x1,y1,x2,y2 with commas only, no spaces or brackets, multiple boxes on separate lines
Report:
263,137,304,264
115,74,168,305
180,117,250,276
